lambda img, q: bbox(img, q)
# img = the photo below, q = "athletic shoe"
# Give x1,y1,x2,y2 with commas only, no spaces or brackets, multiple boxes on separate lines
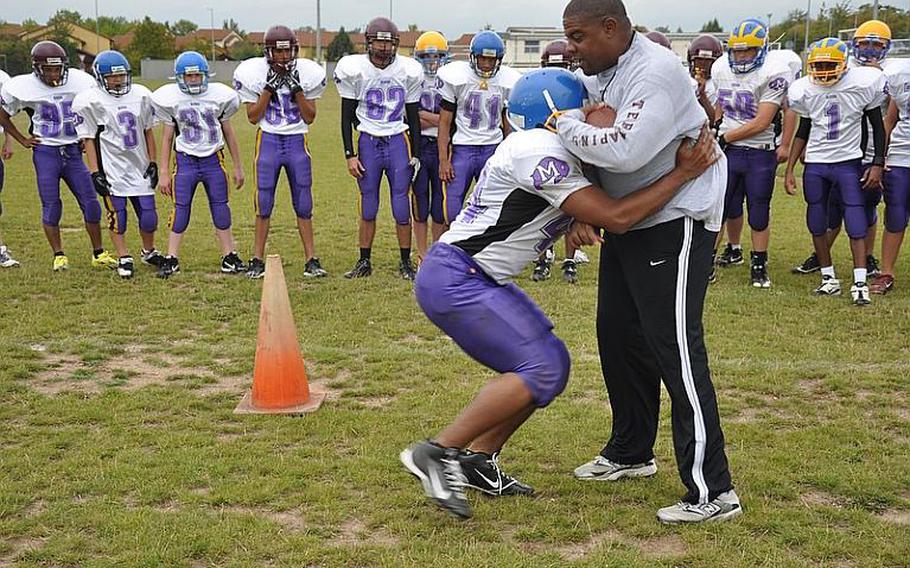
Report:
573,456,657,481
157,255,180,279
221,252,246,274
531,258,551,281
117,256,134,279
91,250,118,269
813,276,841,296
851,282,871,306
0,246,20,268
716,244,744,267
399,258,417,281
750,261,771,288
303,257,328,278
247,257,266,279
869,273,894,295
344,258,372,279
400,441,472,519
573,249,590,264
866,254,881,277
562,259,578,284
140,248,164,267
458,450,534,496
792,252,821,274
657,490,743,524
53,255,69,272
708,264,717,284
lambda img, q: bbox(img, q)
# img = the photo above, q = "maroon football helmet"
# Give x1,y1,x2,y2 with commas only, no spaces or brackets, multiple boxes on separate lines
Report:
540,39,576,70
365,17,399,69
32,41,69,87
264,25,299,72
645,31,672,50
687,34,723,79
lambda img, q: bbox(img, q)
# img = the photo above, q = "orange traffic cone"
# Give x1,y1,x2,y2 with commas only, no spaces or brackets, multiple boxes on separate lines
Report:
235,254,325,415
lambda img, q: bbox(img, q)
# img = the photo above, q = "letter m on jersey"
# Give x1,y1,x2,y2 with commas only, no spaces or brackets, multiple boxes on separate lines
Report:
531,157,570,190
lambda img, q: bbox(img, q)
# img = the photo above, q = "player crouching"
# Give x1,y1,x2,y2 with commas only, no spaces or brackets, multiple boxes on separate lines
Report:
400,68,719,519
73,50,162,279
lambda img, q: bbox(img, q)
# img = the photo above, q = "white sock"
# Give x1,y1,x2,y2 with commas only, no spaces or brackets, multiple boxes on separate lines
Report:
854,268,867,284
731,244,742,250
821,266,836,279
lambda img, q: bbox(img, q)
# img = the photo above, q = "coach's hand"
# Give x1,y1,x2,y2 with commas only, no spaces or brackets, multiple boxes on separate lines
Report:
567,221,603,248
784,169,798,195
92,172,111,197
347,156,365,179
233,166,245,189
439,159,454,182
861,165,884,190
675,123,720,181
158,174,173,197
144,162,159,189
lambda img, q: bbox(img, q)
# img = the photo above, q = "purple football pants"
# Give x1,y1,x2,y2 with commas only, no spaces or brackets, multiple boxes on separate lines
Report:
103,194,157,235
803,160,868,239
357,132,413,225
415,242,571,407
412,136,444,224
254,130,313,219
444,144,497,224
171,151,232,234
827,161,882,231
883,166,910,232
33,143,102,227
723,146,777,231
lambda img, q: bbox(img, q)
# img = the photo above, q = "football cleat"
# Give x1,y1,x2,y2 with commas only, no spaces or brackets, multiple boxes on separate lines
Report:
813,276,842,296
573,456,658,481
562,258,578,284
573,249,590,264
91,250,118,269
304,257,328,278
657,490,743,524
866,254,881,277
792,252,821,274
344,258,372,279
140,248,164,267
708,264,717,284
851,282,871,306
52,254,69,272
399,258,417,281
458,450,534,496
157,255,180,279
117,256,134,279
0,246,20,268
869,273,894,295
221,252,246,274
246,257,266,279
750,259,771,288
716,244,744,267
531,258,551,281
400,441,472,519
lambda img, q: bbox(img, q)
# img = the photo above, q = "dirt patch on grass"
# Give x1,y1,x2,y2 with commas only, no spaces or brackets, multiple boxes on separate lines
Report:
0,538,45,566
221,505,307,532
800,490,844,508
508,529,685,561
878,509,910,525
333,518,400,547
640,534,687,560
552,530,621,561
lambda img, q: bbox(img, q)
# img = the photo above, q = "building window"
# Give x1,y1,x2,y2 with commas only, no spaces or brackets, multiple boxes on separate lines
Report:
524,40,539,54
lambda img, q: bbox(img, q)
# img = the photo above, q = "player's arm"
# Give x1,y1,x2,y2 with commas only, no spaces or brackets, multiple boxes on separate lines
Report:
419,110,440,130
560,125,719,234
501,108,511,138
158,123,175,196
861,105,886,189
406,102,421,156
719,102,780,146
245,92,271,125
784,116,811,195
695,80,714,122
341,97,363,179
2,132,13,160
143,128,158,189
0,108,38,148
437,101,455,181
885,98,898,142
776,104,798,163
221,118,244,189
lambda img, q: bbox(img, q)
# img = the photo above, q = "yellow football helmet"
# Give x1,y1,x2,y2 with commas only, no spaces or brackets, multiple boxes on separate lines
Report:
852,20,891,64
727,20,768,73
415,31,449,76
807,38,849,86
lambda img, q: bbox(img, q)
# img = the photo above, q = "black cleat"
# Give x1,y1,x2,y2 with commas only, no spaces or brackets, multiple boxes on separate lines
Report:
750,262,771,288
117,257,134,279
399,258,417,281
140,248,165,267
400,441,472,519
157,255,180,279
304,257,328,278
531,258,551,281
344,258,372,279
708,263,717,284
866,254,881,277
561,259,578,284
221,252,246,274
247,257,266,279
792,252,821,274
716,244,744,267
458,450,534,497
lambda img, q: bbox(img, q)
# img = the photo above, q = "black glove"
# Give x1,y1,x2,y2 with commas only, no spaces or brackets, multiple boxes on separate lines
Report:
285,69,303,98
144,162,159,188
264,68,284,94
92,171,111,197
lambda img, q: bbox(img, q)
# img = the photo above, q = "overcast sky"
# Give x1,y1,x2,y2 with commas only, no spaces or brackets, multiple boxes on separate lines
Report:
4,0,828,37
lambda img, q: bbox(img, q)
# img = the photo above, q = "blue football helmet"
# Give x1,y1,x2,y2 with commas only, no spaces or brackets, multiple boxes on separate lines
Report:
507,68,585,132
727,19,768,74
175,51,210,95
470,31,505,79
93,50,131,96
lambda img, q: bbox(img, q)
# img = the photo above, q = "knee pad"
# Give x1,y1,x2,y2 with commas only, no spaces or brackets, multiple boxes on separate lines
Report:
171,205,191,234
518,333,571,408
210,202,232,230
746,200,770,232
292,188,313,220
139,207,158,233
255,189,275,219
43,199,64,227
843,206,868,240
885,204,909,233
806,203,829,237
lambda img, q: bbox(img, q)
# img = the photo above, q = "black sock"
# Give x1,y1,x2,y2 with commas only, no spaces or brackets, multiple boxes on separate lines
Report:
92,248,103,257
752,251,768,264
359,247,371,261
400,248,411,264
56,251,66,257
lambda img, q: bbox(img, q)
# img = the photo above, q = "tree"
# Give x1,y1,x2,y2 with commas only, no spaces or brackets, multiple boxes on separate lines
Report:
228,40,261,61
676,26,684,33
21,19,40,32
655,25,671,33
47,9,83,27
88,16,135,38
222,18,245,37
407,24,418,32
700,18,723,33
169,19,198,36
46,19,81,69
125,17,174,69
326,27,355,61
0,34,33,74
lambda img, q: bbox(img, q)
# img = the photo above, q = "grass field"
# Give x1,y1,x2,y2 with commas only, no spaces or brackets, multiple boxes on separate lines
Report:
0,80,908,568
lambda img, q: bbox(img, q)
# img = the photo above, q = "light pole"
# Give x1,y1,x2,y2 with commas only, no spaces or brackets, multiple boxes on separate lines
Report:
389,0,393,20
208,8,215,62
873,0,879,20
316,0,322,63
94,0,100,53
804,0,812,57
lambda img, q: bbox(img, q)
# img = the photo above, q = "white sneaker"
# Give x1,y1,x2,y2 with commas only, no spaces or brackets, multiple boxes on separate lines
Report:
573,455,657,481
0,245,20,268
851,282,871,306
657,490,743,524
573,249,590,264
813,276,841,296
117,256,134,279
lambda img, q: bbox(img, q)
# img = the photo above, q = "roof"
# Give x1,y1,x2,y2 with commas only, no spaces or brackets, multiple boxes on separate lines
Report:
0,23,24,36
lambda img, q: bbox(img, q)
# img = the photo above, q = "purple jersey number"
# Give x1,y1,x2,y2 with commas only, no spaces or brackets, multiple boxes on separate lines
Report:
825,102,840,141
364,86,406,122
38,101,78,138
264,93,302,126
420,91,442,114
463,91,502,130
717,89,757,121
117,111,139,149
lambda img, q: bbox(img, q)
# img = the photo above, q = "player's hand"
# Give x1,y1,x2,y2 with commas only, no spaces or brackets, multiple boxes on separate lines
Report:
285,70,303,98
92,172,111,197
408,156,421,183
144,162,159,189
567,221,603,248
1,140,12,160
264,68,284,94
675,123,720,181
785,170,798,195
775,145,790,164
346,157,365,179
861,165,884,190
18,136,39,149
233,166,245,189
158,174,173,197
439,159,454,182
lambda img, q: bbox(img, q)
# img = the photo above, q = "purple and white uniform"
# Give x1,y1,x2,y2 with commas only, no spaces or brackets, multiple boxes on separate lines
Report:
788,66,889,239
152,82,241,233
334,53,422,224
0,69,9,213
73,83,158,235
234,57,326,219
437,60,521,224
0,69,101,227
883,61,910,233
413,73,445,224
417,128,590,407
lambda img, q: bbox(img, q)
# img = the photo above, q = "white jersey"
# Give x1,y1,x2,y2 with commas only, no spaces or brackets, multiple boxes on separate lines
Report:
334,54,422,137
438,61,521,146
789,66,889,164
690,76,717,106
418,73,444,138
885,60,910,168
73,84,156,197
441,129,590,283
0,69,96,146
848,59,893,163
0,70,9,134
233,57,326,135
767,50,804,82
152,82,240,157
558,32,726,232
712,57,790,148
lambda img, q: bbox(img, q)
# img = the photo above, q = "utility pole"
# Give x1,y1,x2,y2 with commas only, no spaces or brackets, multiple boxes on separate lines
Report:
94,0,100,53
873,0,879,20
389,0,393,20
208,8,215,62
316,0,322,62
804,0,812,57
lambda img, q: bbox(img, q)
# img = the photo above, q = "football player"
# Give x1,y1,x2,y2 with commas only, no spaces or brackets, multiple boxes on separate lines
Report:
233,25,328,279
712,20,790,288
73,50,161,279
437,31,521,236
153,51,246,278
0,68,19,268
336,17,423,280
687,35,722,122
645,31,672,50
0,41,117,271
400,68,719,520
411,31,449,261
785,38,888,306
